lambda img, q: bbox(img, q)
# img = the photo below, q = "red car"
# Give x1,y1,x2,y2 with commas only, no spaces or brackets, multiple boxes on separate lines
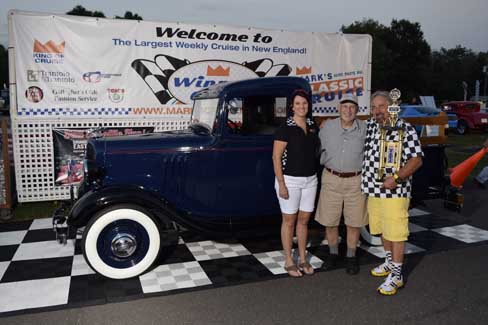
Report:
442,101,488,134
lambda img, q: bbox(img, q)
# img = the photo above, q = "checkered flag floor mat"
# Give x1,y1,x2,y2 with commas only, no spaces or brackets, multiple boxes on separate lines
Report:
1,208,487,316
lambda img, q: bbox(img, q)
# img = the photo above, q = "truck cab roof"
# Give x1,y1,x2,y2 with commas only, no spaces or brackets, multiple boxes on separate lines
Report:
191,76,311,100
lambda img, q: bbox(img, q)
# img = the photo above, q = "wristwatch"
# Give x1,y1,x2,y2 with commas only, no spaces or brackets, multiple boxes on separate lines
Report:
393,173,403,184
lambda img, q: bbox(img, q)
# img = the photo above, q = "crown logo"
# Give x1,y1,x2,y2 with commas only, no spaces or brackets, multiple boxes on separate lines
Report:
207,65,230,76
296,66,312,75
33,40,65,54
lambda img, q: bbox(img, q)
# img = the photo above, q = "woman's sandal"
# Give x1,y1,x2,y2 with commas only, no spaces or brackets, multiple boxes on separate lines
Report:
298,261,314,275
284,264,303,277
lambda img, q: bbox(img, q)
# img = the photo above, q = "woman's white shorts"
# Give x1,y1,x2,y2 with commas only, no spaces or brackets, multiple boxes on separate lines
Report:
275,175,318,214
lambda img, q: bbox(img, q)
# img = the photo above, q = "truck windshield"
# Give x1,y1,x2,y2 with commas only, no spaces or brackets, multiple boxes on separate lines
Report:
191,98,219,131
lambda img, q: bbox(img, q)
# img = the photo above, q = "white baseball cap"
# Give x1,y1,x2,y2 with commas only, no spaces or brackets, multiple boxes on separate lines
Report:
339,93,359,106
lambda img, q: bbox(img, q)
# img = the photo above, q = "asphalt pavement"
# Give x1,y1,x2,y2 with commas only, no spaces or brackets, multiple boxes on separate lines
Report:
2,181,488,325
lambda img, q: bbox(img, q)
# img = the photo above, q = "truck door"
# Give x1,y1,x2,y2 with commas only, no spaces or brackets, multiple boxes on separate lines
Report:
215,95,284,228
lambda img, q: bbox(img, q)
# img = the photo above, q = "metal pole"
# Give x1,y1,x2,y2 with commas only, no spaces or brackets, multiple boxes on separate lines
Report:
483,66,487,98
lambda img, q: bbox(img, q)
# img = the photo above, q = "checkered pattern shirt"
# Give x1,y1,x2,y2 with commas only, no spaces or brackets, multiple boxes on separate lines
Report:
361,118,424,198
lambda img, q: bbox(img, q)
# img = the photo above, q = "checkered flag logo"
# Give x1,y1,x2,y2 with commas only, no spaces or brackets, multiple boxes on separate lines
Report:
241,58,292,77
132,54,190,104
132,55,291,104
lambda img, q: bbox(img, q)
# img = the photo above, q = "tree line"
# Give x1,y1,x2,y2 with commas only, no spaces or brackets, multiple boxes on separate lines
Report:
341,18,488,103
65,5,143,20
1,7,487,106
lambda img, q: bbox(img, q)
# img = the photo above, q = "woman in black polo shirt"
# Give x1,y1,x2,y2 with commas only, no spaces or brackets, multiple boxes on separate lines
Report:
272,89,319,277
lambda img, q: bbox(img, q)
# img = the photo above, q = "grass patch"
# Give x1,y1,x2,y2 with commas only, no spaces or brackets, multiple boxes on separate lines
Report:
446,132,487,148
12,201,59,222
445,133,488,178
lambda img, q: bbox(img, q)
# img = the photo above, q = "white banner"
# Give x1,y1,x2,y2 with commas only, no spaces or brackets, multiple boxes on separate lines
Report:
10,10,372,118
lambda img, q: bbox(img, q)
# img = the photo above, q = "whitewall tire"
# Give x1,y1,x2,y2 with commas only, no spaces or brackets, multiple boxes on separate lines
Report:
82,205,161,279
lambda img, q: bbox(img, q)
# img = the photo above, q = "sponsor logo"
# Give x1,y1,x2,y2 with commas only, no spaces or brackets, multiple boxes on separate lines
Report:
52,88,99,103
82,71,122,83
299,72,334,83
27,70,40,82
311,77,364,93
311,77,364,105
33,40,65,53
207,65,230,76
132,55,291,105
296,66,312,75
33,39,65,64
168,60,258,103
25,86,44,103
107,88,125,103
27,70,74,83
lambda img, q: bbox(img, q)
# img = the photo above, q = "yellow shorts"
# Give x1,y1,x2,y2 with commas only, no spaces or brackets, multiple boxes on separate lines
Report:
367,197,410,242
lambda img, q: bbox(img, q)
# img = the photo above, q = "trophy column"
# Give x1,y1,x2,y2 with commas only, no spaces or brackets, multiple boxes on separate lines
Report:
375,89,405,184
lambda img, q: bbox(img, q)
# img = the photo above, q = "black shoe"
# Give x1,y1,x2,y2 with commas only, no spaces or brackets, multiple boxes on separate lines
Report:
321,254,339,271
346,256,359,275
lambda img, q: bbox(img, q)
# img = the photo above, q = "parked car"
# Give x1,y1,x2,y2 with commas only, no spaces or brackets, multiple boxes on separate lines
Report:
399,105,458,134
52,77,456,279
441,101,488,134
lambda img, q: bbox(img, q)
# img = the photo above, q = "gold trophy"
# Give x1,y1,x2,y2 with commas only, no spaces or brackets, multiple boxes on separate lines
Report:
376,89,404,183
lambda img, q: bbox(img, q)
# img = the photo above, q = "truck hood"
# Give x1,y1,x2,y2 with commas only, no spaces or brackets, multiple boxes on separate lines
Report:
92,128,215,156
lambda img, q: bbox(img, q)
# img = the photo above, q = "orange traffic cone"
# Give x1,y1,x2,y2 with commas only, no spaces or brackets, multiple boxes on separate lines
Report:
450,147,488,188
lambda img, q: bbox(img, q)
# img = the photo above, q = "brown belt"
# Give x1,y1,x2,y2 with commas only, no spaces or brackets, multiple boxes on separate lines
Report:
325,167,361,178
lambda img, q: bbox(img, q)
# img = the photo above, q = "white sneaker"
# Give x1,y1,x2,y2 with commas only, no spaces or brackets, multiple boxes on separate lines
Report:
370,262,391,277
377,273,404,295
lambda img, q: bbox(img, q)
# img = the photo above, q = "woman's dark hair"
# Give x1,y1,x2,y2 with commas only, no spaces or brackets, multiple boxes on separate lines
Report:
288,89,312,118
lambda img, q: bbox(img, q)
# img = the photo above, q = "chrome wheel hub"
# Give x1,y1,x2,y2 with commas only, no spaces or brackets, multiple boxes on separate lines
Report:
111,233,137,258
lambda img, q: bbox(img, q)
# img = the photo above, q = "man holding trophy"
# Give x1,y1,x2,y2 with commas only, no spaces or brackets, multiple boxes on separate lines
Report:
361,90,423,295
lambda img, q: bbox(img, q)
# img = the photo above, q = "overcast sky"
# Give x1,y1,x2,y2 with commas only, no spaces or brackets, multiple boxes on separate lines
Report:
1,0,487,52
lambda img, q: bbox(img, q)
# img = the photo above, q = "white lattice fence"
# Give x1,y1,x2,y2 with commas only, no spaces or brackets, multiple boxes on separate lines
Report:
12,118,189,202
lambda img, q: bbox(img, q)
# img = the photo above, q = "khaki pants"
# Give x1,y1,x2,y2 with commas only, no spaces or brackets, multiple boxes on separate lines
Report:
315,169,367,227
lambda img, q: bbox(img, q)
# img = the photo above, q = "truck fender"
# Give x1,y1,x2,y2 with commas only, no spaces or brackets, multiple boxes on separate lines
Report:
68,185,173,229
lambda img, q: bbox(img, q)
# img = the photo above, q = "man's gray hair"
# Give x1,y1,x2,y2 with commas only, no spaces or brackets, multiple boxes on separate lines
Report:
371,91,393,105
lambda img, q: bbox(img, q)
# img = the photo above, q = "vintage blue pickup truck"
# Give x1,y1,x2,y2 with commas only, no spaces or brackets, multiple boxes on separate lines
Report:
54,77,314,279
53,76,454,279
